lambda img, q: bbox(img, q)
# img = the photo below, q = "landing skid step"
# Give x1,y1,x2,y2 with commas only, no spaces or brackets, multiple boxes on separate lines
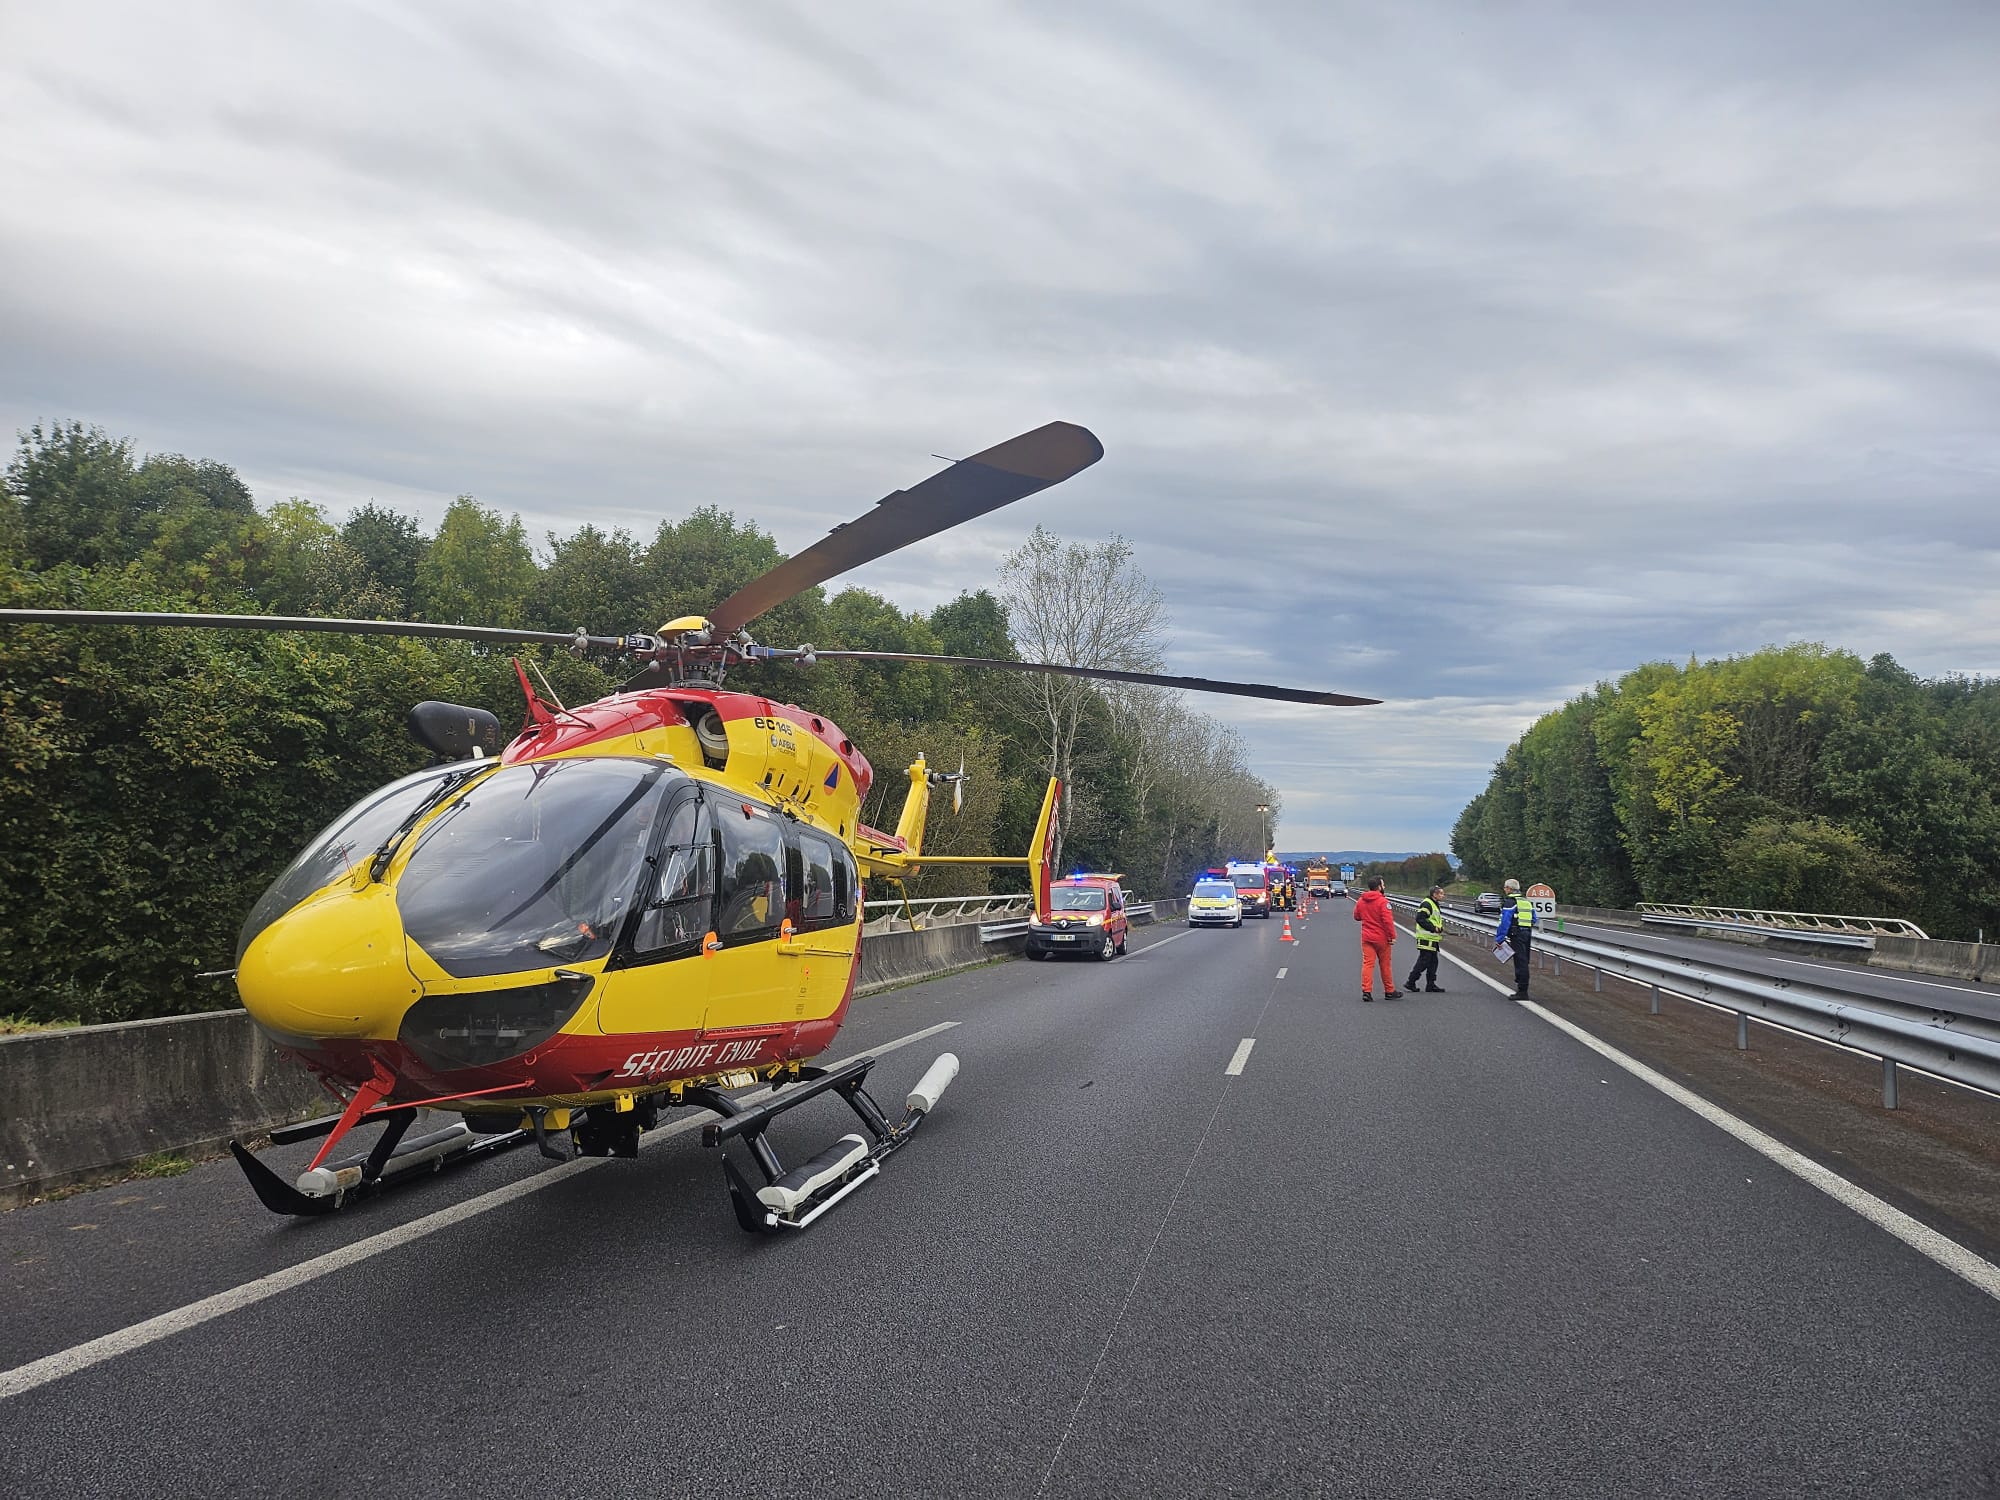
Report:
687,1051,958,1233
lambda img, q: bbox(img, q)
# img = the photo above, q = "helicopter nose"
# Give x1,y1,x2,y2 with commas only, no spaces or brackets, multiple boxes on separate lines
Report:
236,883,420,1041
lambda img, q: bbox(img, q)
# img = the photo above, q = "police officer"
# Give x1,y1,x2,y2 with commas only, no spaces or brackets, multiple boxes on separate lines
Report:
1405,884,1446,993
1492,876,1535,998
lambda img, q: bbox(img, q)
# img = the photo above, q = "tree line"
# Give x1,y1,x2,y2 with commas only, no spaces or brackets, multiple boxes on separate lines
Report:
1449,643,2000,941
0,421,1278,1024
1353,852,1456,893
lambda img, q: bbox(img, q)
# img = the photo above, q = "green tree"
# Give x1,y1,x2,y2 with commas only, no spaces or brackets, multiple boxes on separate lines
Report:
412,496,536,626
6,422,140,571
533,523,643,633
340,503,429,612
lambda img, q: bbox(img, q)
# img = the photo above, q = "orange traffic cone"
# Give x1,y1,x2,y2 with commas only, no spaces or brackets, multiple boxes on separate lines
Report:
1280,916,1296,943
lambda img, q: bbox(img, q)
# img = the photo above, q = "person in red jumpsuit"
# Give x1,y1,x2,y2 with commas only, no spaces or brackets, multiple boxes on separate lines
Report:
1352,877,1401,1001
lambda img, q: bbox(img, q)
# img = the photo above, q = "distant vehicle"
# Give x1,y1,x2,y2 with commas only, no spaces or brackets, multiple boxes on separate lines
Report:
1227,861,1271,918
1266,863,1295,911
1304,860,1333,897
1027,873,1128,961
1475,891,1503,914
1331,880,1348,897
1188,878,1243,927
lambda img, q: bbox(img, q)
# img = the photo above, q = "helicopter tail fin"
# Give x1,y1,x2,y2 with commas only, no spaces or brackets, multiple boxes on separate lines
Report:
1027,776,1060,918
861,771,1059,894
892,756,934,857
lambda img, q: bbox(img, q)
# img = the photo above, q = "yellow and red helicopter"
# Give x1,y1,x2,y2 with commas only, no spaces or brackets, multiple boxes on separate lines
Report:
1,421,1376,1232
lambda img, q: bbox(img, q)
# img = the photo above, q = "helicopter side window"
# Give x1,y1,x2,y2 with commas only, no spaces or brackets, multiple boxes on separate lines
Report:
631,794,715,959
716,799,787,940
831,837,856,922
796,830,839,931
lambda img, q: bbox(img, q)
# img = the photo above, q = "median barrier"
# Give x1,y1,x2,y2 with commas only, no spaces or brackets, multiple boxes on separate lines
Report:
1442,895,1990,982
856,920,1024,993
1,1010,326,1209
1871,936,1995,984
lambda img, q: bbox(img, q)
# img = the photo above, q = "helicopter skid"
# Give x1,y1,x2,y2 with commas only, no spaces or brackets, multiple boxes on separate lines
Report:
690,1051,959,1232
229,1112,531,1216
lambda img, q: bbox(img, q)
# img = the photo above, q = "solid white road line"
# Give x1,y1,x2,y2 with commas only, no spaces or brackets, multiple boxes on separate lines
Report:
1276,967,1288,979
0,1021,962,1404
1226,1039,1256,1076
1123,927,1198,958
1439,947,2000,1305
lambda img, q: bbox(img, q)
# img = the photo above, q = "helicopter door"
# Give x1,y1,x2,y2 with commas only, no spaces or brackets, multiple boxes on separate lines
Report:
780,824,862,1025
701,796,793,1030
593,788,717,1037
631,792,716,960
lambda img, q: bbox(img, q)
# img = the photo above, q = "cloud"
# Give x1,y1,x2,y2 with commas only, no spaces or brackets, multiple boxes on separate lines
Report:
3,0,1997,849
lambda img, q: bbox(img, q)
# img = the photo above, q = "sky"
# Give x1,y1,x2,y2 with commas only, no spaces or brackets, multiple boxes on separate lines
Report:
3,1,1996,853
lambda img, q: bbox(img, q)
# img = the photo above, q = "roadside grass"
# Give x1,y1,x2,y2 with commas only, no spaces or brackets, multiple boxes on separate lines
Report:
1,1014,82,1036
131,1151,195,1179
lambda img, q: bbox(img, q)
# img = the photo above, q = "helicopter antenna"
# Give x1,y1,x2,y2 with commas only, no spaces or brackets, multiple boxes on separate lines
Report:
527,655,569,714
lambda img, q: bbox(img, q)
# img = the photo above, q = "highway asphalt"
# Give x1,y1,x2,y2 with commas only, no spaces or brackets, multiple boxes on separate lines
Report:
4,907,1999,1497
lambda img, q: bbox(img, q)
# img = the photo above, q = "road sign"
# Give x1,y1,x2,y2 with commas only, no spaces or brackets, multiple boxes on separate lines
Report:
1340,865,1355,881
1526,882,1557,920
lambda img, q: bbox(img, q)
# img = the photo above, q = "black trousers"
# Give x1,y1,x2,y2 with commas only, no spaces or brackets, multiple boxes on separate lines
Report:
1509,930,1532,994
1405,945,1440,990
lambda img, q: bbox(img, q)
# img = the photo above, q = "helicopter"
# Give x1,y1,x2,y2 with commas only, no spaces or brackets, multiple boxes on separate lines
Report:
0,420,1377,1233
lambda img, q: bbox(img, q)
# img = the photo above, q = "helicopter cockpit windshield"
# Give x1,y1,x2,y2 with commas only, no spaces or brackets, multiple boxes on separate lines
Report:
236,760,494,963
396,758,684,978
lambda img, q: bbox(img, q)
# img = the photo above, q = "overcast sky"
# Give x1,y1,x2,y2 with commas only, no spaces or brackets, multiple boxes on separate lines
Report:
4,1,1996,854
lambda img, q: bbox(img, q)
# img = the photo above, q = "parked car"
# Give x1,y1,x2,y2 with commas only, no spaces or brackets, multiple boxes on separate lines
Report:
1474,891,1503,914
1026,874,1128,960
1188,878,1243,927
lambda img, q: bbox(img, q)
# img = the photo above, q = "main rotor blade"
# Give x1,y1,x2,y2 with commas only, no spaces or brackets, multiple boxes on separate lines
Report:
805,650,1380,707
706,421,1103,638
0,609,623,651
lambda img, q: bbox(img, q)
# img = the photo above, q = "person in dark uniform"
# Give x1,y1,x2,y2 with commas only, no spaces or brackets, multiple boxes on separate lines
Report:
1492,876,1535,998
1405,884,1447,993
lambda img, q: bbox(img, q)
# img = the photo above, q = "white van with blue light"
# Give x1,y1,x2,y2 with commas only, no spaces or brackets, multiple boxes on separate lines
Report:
1188,878,1243,927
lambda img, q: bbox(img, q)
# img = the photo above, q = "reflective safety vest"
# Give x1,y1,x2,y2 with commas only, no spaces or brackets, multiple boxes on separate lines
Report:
1511,895,1535,931
1416,897,1443,950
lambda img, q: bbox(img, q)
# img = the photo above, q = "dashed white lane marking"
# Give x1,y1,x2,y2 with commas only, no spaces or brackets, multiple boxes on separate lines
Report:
0,1021,962,1404
1440,947,2000,1305
1276,967,1288,979
1225,1039,1256,1076
1038,967,1288,1494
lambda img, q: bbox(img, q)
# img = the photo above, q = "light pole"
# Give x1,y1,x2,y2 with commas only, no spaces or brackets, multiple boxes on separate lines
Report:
1256,802,1271,862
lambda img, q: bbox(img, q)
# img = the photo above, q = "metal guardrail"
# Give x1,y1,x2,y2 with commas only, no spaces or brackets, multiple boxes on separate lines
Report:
866,893,1169,946
862,894,1032,933
1637,903,1928,945
1390,897,2000,1108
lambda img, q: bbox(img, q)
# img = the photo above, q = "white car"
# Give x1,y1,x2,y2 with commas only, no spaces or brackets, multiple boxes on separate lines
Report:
1187,878,1243,927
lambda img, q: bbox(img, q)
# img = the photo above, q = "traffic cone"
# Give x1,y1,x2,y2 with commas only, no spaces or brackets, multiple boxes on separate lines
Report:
1280,916,1296,943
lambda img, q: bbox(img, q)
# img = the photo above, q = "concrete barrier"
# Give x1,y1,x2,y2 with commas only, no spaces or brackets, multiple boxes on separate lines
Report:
1,1010,326,1208
856,921,1022,993
1871,936,1995,983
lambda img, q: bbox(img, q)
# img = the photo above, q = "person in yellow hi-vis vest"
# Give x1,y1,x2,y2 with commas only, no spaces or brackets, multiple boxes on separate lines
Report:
1404,884,1447,993
1492,876,1536,998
